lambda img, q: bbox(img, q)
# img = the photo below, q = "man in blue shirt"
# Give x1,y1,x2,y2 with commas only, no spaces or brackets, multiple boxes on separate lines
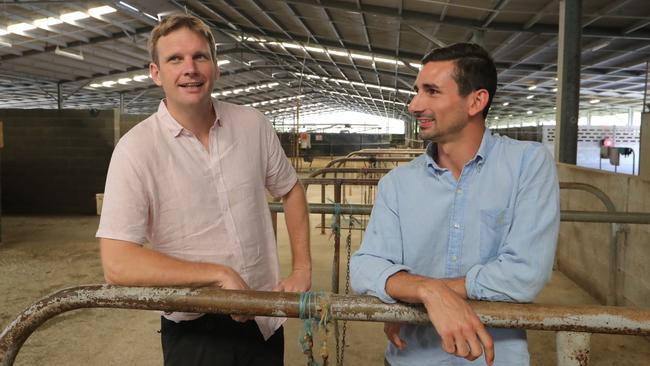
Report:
350,43,559,366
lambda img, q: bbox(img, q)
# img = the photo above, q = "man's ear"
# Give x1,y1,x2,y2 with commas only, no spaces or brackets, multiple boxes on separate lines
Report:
149,62,162,86
468,89,489,118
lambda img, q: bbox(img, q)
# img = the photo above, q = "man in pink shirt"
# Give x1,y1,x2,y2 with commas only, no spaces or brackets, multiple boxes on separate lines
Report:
96,14,311,366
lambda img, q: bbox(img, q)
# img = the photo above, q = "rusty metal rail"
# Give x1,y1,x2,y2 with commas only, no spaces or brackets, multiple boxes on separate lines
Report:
308,167,392,178
323,157,413,169
268,202,650,225
344,149,423,158
2,286,650,366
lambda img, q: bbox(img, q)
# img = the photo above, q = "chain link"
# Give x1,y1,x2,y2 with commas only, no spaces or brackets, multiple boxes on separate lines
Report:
336,214,353,366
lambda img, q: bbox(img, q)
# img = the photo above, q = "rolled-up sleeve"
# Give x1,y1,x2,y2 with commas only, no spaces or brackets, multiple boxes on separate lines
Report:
350,175,412,303
263,115,297,198
465,145,560,302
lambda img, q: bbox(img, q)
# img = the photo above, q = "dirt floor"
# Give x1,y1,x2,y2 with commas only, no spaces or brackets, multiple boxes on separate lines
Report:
1,176,649,365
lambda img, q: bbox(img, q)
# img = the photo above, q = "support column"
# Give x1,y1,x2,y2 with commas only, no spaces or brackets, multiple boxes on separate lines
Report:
0,121,3,243
57,82,63,110
556,331,591,366
640,113,650,179
555,0,582,164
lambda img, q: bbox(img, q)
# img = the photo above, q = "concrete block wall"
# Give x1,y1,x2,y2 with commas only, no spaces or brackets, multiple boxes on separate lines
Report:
0,109,115,214
557,163,650,306
120,113,148,136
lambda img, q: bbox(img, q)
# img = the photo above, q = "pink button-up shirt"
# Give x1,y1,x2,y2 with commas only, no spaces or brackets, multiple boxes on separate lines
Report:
97,99,298,339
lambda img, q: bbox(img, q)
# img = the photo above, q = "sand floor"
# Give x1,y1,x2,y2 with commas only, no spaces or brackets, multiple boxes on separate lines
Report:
1,180,649,365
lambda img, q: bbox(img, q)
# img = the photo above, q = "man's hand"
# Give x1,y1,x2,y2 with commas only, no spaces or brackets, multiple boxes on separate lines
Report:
384,322,407,350
273,268,311,292
215,266,252,322
419,280,494,365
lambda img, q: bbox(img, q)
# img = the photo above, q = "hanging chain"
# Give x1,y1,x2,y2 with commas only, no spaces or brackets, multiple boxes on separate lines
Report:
336,214,353,366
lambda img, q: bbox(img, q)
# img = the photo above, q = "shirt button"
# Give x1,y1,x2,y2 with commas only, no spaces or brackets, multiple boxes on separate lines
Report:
451,256,458,262
453,223,460,229
456,188,463,194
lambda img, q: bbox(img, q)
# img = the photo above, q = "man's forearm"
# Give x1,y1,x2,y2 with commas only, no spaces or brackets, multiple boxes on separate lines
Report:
100,238,242,288
282,181,311,271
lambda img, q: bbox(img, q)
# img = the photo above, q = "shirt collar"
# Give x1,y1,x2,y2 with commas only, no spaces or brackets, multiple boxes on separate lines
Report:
424,128,495,172
157,98,221,138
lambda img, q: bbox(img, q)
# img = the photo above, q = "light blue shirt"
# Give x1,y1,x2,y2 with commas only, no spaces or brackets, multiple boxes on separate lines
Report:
350,129,560,366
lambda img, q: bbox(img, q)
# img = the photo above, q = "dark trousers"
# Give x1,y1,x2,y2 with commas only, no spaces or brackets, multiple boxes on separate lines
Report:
160,314,284,366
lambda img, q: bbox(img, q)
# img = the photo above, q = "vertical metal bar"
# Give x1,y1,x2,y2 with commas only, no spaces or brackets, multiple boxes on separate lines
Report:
332,181,342,294
320,184,326,234
642,61,649,113
556,331,591,366
555,0,582,164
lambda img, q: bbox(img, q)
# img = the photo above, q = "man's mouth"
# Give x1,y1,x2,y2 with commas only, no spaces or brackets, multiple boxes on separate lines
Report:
417,118,435,128
178,82,204,88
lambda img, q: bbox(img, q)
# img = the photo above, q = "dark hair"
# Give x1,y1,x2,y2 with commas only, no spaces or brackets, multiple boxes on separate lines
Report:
421,43,497,119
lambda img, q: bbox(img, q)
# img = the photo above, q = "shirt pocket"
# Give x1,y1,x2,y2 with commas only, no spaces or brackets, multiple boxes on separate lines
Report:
479,208,512,261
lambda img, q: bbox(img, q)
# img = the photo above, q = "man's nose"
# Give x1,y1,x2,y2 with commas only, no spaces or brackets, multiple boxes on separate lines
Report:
408,93,422,115
182,58,198,74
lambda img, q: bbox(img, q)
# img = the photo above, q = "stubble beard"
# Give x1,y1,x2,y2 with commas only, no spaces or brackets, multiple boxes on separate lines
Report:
418,118,468,143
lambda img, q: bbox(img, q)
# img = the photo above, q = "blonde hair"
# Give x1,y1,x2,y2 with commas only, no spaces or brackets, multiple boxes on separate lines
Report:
148,14,216,65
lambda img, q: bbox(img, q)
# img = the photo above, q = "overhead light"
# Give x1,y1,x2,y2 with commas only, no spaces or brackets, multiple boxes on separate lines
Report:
526,95,534,99
494,116,499,120
88,6,116,17
133,74,149,82
502,102,509,106
526,110,533,115
119,2,139,12
0,40,11,48
528,85,537,91
589,99,601,104
34,17,63,28
60,11,90,22
0,29,8,36
55,45,84,60
217,60,230,66
89,83,102,88
8,22,36,34
553,88,558,92
102,81,117,87
143,12,159,22
118,78,132,84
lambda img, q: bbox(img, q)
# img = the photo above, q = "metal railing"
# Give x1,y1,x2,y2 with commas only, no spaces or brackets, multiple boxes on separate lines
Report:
2,286,650,366
344,149,424,158
559,182,622,306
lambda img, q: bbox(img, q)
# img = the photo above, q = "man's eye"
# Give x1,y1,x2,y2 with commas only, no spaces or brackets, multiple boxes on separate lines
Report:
426,89,438,95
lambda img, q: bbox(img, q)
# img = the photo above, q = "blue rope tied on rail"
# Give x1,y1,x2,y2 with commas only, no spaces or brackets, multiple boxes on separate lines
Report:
299,291,331,366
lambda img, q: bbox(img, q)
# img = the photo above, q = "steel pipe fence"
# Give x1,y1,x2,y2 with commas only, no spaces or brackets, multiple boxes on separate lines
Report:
2,286,650,366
